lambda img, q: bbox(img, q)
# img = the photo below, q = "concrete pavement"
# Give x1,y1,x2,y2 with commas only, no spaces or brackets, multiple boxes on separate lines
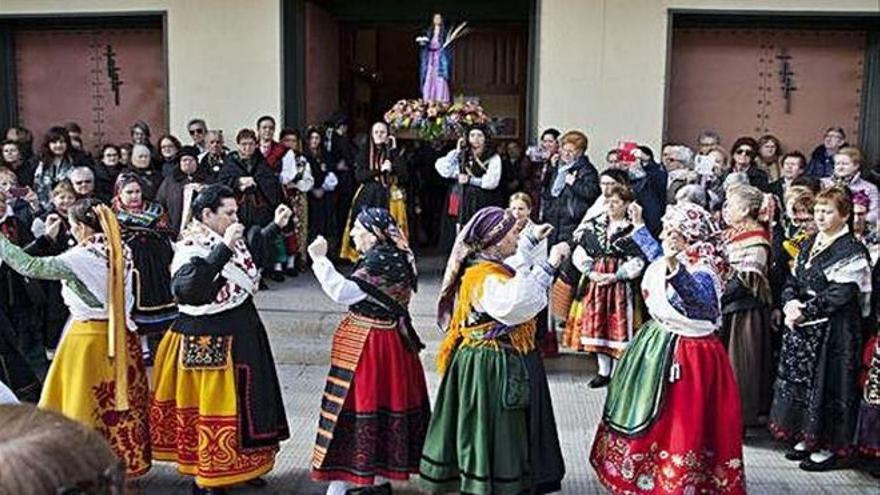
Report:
135,267,879,494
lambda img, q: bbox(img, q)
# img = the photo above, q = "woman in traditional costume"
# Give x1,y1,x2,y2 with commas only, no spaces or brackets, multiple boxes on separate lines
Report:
277,128,313,276
155,145,211,238
856,261,880,478
565,182,645,388
309,207,430,495
769,186,872,471
340,122,408,262
589,201,746,495
0,198,151,478
112,173,177,365
150,185,291,494
720,185,774,428
420,206,569,495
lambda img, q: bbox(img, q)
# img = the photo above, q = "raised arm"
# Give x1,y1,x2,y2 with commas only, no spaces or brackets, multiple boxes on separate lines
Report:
171,243,232,305
311,256,367,305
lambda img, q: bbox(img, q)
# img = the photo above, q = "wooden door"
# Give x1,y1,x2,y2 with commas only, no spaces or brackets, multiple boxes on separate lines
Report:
667,28,866,154
452,23,527,140
13,26,167,153
305,2,340,126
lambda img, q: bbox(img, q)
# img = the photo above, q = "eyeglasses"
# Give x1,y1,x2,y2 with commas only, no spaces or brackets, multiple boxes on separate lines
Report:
189,128,206,136
735,148,753,156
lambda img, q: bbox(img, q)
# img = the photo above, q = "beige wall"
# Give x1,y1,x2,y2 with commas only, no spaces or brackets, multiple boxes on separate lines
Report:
536,0,880,159
0,0,282,140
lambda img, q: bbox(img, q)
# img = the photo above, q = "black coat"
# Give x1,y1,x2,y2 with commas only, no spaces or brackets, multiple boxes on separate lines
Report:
540,155,600,245
218,151,282,229
630,160,667,236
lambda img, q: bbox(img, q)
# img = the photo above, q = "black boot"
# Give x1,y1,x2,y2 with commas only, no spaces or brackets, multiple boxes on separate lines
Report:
589,374,610,388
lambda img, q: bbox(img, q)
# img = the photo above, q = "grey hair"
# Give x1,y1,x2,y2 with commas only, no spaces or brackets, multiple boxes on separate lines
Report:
675,184,708,208
670,145,694,168
69,165,94,179
131,144,151,158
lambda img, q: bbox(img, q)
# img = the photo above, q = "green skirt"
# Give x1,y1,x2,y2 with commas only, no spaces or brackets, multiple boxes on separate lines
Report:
419,346,531,495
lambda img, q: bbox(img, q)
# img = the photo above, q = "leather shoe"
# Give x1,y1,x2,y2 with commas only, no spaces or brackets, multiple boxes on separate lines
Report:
589,375,611,388
799,455,849,472
784,448,810,461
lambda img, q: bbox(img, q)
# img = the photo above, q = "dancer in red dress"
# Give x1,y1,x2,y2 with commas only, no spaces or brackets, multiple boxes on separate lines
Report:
310,207,430,495
590,201,746,494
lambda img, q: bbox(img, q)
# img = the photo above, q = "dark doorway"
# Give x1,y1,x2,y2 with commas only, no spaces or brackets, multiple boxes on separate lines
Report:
294,0,532,141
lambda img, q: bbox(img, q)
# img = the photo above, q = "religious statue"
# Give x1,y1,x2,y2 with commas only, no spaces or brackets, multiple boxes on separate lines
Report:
416,13,468,104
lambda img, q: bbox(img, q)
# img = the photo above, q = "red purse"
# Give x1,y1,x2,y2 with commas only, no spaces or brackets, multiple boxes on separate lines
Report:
447,189,461,216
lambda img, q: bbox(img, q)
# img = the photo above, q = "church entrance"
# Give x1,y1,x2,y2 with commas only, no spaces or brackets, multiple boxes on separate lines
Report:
294,0,533,143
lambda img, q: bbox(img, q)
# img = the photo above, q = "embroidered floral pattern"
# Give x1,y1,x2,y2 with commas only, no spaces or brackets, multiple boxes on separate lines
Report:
90,335,151,478
592,428,745,494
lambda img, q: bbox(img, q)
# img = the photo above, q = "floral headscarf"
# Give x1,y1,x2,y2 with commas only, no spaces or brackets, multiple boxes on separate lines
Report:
662,201,728,279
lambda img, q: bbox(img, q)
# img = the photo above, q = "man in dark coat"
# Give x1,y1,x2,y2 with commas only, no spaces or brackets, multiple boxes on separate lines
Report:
218,129,283,231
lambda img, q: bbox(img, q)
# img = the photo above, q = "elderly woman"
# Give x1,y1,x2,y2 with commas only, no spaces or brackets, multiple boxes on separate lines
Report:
720,185,774,427
590,201,745,495
308,208,429,495
565,183,645,387
419,206,569,495
340,122,408,262
821,146,879,225
113,173,177,364
0,198,151,478
769,186,872,471
664,144,696,205
540,130,600,246
126,143,162,201
156,146,210,237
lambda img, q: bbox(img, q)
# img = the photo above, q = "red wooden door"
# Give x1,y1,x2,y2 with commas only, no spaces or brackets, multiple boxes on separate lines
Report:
14,26,167,153
667,28,866,154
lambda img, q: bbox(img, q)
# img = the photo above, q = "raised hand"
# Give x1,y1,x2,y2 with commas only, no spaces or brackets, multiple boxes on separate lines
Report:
308,236,328,260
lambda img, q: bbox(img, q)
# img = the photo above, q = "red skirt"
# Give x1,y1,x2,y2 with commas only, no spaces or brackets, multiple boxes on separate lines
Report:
590,335,746,494
312,314,430,485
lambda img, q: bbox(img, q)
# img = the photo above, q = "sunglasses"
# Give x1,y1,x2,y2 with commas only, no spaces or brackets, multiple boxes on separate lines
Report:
189,128,206,136
735,148,754,156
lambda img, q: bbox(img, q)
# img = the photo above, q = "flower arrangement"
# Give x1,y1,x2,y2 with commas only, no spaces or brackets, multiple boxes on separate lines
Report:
384,99,491,141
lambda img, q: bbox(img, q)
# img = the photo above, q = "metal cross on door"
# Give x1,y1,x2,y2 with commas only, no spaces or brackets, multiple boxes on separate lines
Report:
667,28,866,154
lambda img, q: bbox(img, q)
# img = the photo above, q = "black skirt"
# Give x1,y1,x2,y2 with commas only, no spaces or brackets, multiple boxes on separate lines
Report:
174,299,290,449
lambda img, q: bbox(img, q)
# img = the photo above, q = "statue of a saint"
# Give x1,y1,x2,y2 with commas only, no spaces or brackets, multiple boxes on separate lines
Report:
416,13,468,103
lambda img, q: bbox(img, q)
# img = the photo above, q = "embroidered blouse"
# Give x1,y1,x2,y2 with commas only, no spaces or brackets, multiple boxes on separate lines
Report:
435,149,502,190
632,225,720,323
0,233,135,329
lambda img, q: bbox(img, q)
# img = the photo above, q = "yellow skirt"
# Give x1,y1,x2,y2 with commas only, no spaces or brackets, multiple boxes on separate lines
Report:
39,320,152,478
150,331,277,488
339,184,409,262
